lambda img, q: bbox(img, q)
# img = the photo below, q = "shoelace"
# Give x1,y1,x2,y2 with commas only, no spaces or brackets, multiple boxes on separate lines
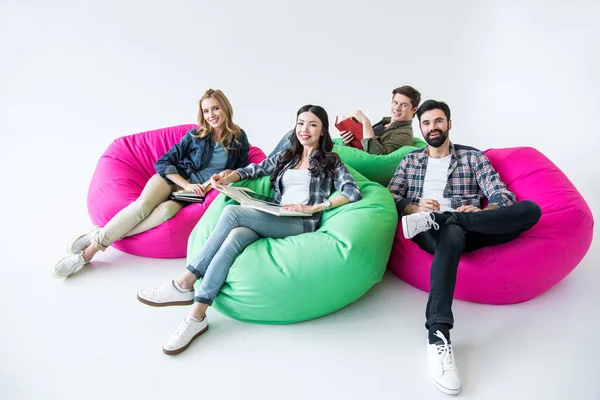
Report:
174,318,193,340
433,330,455,372
418,212,440,232
152,280,173,294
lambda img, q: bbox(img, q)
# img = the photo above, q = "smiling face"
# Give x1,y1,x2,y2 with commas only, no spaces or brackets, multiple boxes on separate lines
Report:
201,97,225,130
295,111,323,148
419,108,452,148
390,93,417,122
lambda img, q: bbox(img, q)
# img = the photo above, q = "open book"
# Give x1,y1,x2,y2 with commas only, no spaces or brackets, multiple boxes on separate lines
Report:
169,179,212,203
212,184,313,217
335,116,364,149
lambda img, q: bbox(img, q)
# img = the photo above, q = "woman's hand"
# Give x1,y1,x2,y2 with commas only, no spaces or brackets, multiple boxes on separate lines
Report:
456,204,481,213
183,183,205,196
282,204,315,214
340,130,355,145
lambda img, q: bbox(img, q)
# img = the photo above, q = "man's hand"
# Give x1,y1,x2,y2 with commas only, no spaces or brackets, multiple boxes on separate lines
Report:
340,130,355,145
456,204,481,213
419,198,441,212
352,110,369,125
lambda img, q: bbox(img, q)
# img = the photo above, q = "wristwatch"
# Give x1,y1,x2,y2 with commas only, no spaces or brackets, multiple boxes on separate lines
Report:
323,199,332,210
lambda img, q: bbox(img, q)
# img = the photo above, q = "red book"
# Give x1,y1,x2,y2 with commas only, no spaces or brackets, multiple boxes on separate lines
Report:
335,116,364,149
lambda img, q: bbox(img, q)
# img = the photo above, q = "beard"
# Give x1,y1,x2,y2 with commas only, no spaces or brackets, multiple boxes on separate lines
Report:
424,129,449,148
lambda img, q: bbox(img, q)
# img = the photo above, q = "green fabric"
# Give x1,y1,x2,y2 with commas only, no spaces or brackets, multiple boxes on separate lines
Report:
187,166,398,324
333,137,427,187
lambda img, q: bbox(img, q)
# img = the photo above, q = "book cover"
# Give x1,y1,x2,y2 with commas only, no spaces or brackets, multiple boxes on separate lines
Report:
335,116,364,149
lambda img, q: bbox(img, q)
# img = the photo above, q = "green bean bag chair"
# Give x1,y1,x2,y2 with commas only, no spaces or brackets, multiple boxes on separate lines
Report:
187,166,397,324
332,138,427,187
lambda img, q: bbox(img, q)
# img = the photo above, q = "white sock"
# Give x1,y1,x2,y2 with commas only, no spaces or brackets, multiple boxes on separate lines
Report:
189,315,205,322
172,279,192,293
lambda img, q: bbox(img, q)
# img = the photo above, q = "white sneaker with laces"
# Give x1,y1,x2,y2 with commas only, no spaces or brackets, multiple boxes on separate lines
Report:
137,280,195,307
402,211,440,239
52,252,88,278
68,227,101,254
163,315,209,355
427,330,461,395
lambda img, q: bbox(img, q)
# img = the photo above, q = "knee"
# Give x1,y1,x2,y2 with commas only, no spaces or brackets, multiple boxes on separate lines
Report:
156,201,181,221
132,199,153,219
222,204,242,221
223,227,254,252
520,200,542,224
439,224,466,246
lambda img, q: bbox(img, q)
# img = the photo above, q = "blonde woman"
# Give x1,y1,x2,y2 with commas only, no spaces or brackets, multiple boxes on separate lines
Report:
53,89,250,278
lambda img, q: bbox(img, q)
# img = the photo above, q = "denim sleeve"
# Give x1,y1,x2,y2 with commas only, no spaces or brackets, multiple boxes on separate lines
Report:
472,151,517,207
387,157,411,211
155,130,193,178
235,151,281,181
233,130,250,169
333,162,362,202
268,130,293,158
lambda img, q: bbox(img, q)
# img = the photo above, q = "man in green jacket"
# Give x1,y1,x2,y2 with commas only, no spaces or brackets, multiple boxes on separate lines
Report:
340,85,421,155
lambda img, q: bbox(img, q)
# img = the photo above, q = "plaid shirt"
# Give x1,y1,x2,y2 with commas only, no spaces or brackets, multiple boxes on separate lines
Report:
387,143,516,212
235,151,361,232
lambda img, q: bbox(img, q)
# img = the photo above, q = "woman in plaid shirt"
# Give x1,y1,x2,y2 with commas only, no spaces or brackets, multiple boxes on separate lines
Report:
137,104,361,355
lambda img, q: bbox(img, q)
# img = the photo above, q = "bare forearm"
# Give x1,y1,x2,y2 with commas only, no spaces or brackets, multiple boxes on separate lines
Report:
362,119,375,139
312,195,351,213
165,173,189,188
220,171,241,185
402,203,421,216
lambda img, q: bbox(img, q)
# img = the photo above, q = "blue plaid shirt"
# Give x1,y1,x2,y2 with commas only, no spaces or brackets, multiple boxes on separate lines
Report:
387,143,516,212
235,151,362,232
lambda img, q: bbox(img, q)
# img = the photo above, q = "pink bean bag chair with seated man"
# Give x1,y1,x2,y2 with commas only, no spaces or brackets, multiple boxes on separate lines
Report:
388,147,594,304
87,124,266,258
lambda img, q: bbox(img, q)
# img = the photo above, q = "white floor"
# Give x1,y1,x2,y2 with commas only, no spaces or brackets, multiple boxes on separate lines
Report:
2,1,600,399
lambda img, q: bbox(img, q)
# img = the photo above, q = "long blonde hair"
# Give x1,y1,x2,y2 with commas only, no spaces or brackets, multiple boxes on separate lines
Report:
193,89,242,150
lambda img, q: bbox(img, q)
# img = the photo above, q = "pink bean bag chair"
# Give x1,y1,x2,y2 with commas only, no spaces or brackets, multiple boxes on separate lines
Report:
388,147,594,304
87,124,266,258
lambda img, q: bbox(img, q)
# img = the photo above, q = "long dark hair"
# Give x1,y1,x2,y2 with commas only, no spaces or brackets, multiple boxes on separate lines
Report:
270,105,342,186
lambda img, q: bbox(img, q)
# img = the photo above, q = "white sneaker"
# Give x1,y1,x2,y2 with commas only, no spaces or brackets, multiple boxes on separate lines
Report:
402,211,439,239
137,280,195,307
163,316,209,355
52,252,88,278
427,330,461,395
68,227,101,254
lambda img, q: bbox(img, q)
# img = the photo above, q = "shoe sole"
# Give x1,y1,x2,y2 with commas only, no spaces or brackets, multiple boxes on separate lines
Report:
401,217,411,239
162,325,209,356
433,380,461,395
136,294,194,307
67,227,99,254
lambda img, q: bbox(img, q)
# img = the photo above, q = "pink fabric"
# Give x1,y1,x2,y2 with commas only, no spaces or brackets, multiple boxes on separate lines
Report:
87,124,266,258
388,147,594,304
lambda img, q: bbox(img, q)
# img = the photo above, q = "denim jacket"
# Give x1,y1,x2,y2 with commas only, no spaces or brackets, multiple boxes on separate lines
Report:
235,151,362,232
155,129,250,184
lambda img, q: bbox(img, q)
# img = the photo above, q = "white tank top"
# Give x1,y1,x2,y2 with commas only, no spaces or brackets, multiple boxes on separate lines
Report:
280,169,311,205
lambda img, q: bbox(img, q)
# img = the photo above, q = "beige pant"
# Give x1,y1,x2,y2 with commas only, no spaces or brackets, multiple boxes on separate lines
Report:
91,174,184,251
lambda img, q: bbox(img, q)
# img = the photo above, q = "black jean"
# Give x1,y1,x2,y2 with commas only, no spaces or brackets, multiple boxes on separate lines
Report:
411,200,542,330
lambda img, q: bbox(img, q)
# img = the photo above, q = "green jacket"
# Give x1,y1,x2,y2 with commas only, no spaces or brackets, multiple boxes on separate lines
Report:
361,118,414,155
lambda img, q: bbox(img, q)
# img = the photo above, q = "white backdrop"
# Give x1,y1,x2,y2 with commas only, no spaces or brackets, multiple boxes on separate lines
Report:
1,1,598,399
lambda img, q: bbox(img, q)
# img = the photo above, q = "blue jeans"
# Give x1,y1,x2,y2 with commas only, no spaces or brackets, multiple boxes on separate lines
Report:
269,130,293,157
411,200,542,330
186,205,306,304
